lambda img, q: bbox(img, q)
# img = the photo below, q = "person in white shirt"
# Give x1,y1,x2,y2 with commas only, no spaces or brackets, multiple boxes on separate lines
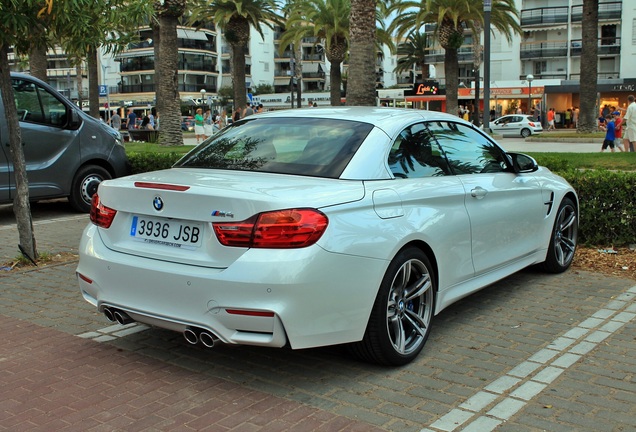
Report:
623,94,636,152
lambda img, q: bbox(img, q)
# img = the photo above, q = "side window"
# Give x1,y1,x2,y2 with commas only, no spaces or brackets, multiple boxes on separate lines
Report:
388,122,450,178
13,79,68,127
427,121,508,175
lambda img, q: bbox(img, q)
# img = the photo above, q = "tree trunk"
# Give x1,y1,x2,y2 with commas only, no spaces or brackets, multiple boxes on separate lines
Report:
294,43,302,108
346,0,376,106
158,14,184,145
0,45,37,259
88,46,100,119
29,44,48,83
578,0,599,133
444,48,459,115
75,63,84,113
329,61,342,106
231,42,248,113
152,21,163,117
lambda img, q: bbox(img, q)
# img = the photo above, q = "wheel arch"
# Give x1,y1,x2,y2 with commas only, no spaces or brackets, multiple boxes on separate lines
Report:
397,240,439,293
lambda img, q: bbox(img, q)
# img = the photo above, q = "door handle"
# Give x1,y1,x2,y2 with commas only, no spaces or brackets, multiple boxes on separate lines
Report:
471,187,488,199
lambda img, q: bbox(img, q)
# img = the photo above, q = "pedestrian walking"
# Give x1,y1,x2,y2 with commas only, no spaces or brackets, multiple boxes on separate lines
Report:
194,108,205,143
110,110,121,131
127,109,137,130
547,108,556,131
613,111,625,152
601,115,615,153
623,94,636,152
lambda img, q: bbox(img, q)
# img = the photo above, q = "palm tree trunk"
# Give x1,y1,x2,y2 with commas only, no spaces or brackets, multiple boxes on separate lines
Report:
158,15,184,145
444,48,459,115
346,0,376,106
578,0,598,133
329,61,342,106
152,21,163,118
231,43,248,112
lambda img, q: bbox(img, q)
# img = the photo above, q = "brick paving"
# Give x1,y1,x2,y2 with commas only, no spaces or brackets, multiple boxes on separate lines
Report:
0,203,635,431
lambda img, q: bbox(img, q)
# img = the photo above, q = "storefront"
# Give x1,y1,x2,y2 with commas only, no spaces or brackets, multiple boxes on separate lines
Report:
544,79,636,119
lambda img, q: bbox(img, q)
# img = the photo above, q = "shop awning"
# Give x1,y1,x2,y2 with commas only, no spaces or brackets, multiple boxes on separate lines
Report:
177,28,208,41
302,62,321,73
524,25,567,32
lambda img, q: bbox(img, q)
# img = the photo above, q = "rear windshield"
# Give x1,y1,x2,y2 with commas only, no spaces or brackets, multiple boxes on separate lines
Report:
174,117,374,178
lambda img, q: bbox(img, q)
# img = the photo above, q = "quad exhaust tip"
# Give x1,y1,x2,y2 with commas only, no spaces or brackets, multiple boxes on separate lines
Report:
103,307,134,325
184,326,218,348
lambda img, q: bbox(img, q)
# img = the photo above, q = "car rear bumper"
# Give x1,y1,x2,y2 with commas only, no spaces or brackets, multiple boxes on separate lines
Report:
77,224,386,349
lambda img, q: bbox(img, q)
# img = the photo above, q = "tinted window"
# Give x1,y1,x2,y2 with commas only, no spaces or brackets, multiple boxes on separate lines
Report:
388,123,450,178
427,121,509,175
175,117,374,178
13,79,68,127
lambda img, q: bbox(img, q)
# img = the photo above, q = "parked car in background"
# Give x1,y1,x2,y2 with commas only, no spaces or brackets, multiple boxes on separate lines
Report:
77,107,578,366
491,114,543,138
181,116,195,132
0,72,129,213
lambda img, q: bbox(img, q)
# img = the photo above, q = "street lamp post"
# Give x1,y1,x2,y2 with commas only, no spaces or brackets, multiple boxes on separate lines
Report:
101,65,111,123
483,0,492,133
200,89,206,111
526,74,534,115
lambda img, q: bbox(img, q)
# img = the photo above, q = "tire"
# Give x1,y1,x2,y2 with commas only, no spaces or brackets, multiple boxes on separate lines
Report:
349,247,435,366
69,165,111,213
540,197,578,273
521,128,532,138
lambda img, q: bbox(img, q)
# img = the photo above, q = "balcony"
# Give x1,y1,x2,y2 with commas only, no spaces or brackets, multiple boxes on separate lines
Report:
570,38,621,56
424,46,477,64
570,72,620,80
571,2,621,22
520,6,568,26
520,41,568,59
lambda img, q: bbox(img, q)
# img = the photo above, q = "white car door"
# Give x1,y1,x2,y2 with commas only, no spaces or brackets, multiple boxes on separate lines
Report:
427,121,545,274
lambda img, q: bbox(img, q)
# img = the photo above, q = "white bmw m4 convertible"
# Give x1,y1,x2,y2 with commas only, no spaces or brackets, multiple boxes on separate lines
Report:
77,107,578,365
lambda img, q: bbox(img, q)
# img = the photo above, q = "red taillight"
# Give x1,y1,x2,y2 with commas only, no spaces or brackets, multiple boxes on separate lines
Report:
89,194,117,228
213,209,328,248
528,122,536,127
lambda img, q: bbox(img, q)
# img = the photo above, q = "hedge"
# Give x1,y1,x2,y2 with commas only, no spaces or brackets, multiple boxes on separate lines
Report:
126,153,636,247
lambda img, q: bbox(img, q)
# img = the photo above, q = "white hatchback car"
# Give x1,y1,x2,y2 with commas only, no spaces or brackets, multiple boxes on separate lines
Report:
77,107,578,366
491,114,543,138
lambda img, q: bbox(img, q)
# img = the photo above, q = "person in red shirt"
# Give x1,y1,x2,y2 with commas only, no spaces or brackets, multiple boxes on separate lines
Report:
613,111,625,152
547,108,555,131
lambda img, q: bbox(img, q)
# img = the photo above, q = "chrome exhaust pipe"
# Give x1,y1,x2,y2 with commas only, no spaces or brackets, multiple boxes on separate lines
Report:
199,331,217,348
113,310,134,325
103,307,116,322
183,327,199,345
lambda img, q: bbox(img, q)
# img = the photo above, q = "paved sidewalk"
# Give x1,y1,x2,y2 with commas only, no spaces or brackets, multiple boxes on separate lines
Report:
1,207,635,431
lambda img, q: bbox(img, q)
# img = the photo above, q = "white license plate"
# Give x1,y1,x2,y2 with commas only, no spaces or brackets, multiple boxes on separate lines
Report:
130,215,203,249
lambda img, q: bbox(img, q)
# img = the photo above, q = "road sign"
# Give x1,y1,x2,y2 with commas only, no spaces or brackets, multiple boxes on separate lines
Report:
98,85,108,97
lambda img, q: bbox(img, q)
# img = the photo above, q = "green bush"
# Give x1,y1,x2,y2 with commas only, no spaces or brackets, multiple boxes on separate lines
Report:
561,169,636,246
128,152,183,174
125,152,636,247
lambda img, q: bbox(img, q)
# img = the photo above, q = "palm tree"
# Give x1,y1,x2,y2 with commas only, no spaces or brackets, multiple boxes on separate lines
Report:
346,0,377,106
390,0,521,116
578,0,598,133
394,31,430,81
346,0,395,105
281,0,350,106
155,0,187,145
189,0,282,114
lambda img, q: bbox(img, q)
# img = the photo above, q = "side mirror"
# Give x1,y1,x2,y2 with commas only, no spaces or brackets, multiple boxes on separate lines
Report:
68,110,82,129
508,152,538,173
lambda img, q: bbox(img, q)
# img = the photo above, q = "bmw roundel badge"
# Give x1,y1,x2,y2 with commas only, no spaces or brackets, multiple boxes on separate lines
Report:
153,196,164,211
